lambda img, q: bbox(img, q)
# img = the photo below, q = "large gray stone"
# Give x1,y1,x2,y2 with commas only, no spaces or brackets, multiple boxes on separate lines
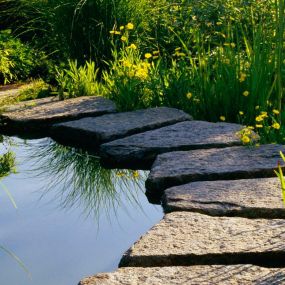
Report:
100,121,246,169
146,144,285,194
51,107,191,148
120,212,285,267
79,265,285,285
0,96,116,132
163,178,285,218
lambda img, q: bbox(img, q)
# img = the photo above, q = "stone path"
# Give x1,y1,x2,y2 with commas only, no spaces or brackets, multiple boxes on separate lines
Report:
145,144,285,195
79,265,285,285
162,178,285,218
0,94,284,284
120,212,285,267
51,107,191,148
0,96,116,133
100,121,245,169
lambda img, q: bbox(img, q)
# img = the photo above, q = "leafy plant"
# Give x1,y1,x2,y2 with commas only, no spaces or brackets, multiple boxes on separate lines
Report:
274,151,285,205
55,60,104,99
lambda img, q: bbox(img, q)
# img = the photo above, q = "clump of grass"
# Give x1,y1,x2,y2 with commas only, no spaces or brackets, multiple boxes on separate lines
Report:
55,60,105,99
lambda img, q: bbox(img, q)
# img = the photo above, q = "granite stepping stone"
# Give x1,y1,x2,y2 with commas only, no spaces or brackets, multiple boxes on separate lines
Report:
119,212,285,267
162,178,285,218
100,121,247,169
79,265,285,285
51,107,191,148
146,144,285,196
0,96,116,132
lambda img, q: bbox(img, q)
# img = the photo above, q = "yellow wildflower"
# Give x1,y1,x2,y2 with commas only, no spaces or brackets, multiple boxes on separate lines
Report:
239,111,244,115
186,92,192,99
255,105,260,110
220,116,226,121
133,170,139,178
273,109,280,115
127,43,137,49
255,115,264,122
126,23,134,30
114,31,121,35
272,122,281,130
255,124,263,128
109,30,115,34
242,90,249,97
120,26,125,30
121,36,127,41
241,135,250,144
239,73,247,82
153,50,160,55
145,53,152,59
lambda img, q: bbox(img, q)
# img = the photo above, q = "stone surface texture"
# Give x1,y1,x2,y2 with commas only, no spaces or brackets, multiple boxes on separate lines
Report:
163,178,285,218
0,96,116,130
120,212,285,267
51,107,191,147
146,144,285,193
100,121,246,169
79,265,285,285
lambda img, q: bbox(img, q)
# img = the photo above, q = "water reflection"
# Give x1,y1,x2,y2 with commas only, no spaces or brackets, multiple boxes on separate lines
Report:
23,138,148,218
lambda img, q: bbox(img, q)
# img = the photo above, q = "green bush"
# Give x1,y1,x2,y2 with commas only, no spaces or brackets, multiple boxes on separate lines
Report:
0,30,52,84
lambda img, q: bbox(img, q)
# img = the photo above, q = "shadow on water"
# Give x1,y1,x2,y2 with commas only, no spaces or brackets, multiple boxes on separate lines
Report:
21,138,149,220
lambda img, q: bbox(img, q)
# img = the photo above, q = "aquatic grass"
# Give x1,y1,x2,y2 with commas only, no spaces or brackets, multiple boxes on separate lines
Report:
275,151,285,205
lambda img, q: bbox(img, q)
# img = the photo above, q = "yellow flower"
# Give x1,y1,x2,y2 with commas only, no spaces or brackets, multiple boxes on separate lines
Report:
255,115,264,122
239,111,244,115
127,43,137,49
153,50,160,55
255,124,263,128
109,30,115,34
241,135,250,144
255,105,260,110
272,122,281,130
144,53,152,59
242,90,249,97
120,26,125,30
239,73,247,82
126,23,134,30
220,116,226,121
114,31,121,35
186,92,192,99
121,36,127,41
273,109,280,115
133,170,139,178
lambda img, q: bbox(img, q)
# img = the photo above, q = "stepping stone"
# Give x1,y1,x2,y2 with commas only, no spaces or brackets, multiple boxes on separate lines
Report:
146,144,285,195
51,107,191,148
100,121,247,169
79,265,285,285
119,212,285,267
163,178,285,218
0,96,116,132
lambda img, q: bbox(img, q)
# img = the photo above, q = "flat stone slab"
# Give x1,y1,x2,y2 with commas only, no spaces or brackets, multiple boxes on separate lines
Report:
79,265,285,285
163,178,285,218
100,121,246,169
51,107,191,148
120,212,285,267
0,96,116,131
146,144,285,195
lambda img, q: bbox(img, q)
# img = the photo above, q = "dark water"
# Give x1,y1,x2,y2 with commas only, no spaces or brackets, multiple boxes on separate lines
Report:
0,137,163,285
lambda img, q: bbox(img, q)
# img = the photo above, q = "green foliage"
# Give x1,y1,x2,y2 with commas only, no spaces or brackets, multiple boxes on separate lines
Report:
0,30,52,84
275,151,285,205
55,60,104,99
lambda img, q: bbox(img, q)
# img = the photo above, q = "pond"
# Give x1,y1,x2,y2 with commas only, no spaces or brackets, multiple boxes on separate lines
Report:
0,137,163,285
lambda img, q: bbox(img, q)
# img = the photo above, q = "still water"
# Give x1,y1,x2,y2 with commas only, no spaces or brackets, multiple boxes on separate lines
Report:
0,137,163,285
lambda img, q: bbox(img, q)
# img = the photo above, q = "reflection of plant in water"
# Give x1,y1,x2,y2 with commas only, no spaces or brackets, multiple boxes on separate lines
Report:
27,139,147,218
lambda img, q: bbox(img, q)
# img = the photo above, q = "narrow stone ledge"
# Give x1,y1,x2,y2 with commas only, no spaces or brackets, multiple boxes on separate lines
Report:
51,107,191,148
146,144,285,195
0,96,116,133
162,178,285,218
100,121,246,170
120,212,285,268
79,265,285,285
